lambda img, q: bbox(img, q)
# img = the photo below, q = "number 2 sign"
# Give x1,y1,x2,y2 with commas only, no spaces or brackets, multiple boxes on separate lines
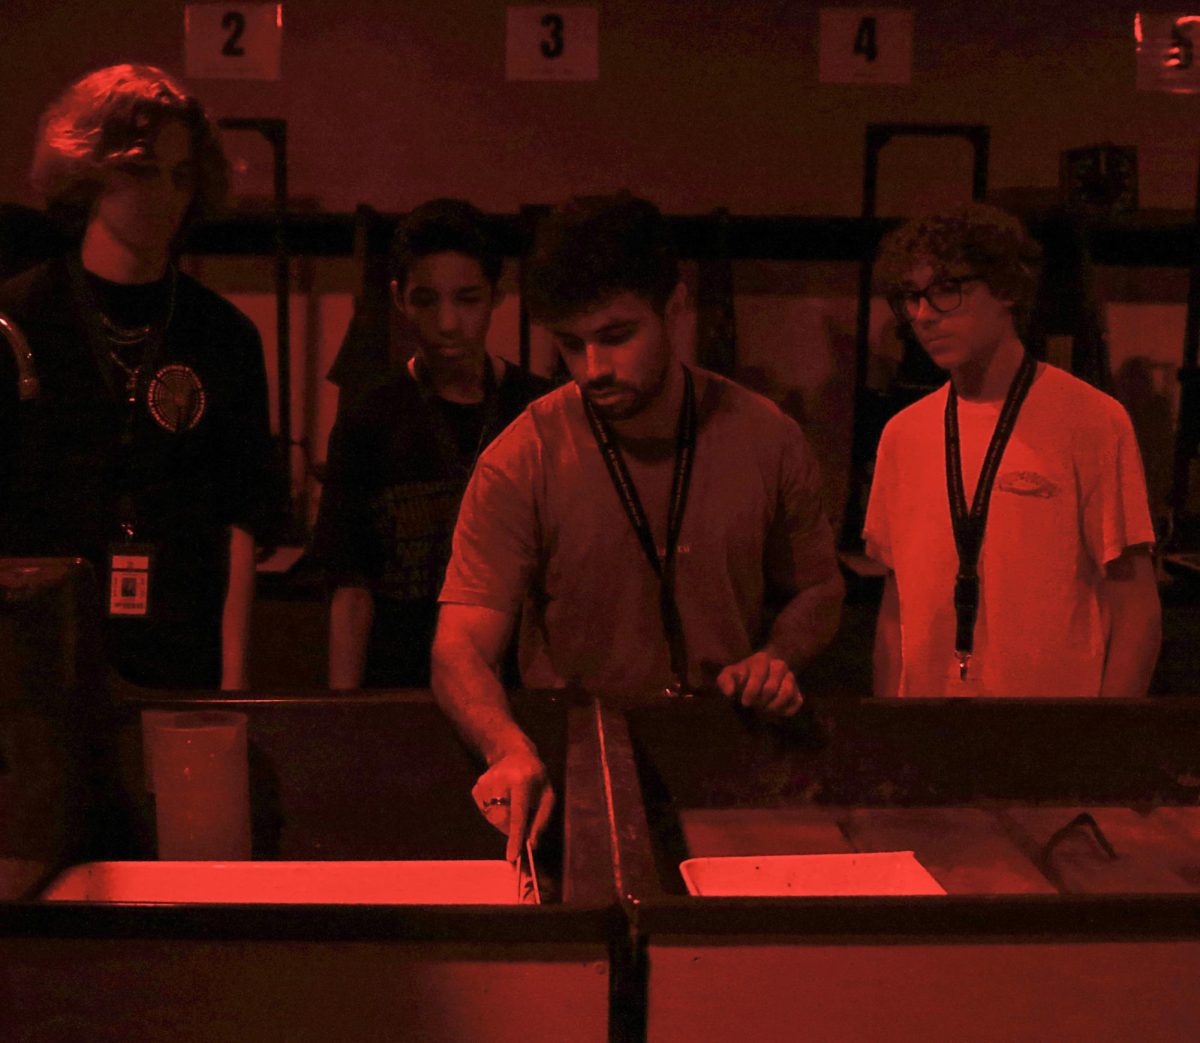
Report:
506,7,599,81
819,8,913,85
185,4,283,81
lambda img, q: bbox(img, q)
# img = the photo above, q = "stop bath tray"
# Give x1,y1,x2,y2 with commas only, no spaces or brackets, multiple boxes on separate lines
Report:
679,851,947,897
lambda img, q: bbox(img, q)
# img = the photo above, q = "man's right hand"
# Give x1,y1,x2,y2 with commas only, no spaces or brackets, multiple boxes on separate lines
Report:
471,747,556,862
432,604,550,861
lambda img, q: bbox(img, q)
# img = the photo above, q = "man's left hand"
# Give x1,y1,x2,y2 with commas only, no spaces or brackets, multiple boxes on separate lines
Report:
716,651,803,716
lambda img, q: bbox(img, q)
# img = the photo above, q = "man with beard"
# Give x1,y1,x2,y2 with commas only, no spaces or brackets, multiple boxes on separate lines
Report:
431,192,843,858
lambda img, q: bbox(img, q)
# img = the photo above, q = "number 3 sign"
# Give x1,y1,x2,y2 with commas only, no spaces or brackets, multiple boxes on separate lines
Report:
506,7,599,81
819,8,913,85
185,4,283,80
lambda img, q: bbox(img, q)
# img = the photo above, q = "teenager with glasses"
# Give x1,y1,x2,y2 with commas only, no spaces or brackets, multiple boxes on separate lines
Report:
863,203,1160,697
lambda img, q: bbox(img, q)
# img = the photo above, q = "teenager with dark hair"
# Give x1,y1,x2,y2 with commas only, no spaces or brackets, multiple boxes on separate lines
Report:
312,198,551,689
0,64,274,689
865,203,1160,697
432,192,843,859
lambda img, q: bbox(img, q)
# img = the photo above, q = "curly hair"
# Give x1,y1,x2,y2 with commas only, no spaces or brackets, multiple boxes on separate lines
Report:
521,191,679,324
389,198,504,289
30,64,228,238
876,203,1043,332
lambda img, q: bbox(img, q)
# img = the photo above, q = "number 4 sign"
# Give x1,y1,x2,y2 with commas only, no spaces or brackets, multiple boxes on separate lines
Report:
819,8,913,85
185,4,283,81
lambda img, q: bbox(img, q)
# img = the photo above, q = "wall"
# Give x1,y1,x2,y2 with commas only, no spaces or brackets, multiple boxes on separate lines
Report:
5,1,1200,213
3,1,1196,527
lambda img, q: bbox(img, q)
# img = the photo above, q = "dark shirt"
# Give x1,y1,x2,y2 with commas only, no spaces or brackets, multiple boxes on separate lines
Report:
0,255,275,688
311,357,553,686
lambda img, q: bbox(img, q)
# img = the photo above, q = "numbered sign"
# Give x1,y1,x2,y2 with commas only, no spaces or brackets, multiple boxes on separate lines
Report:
506,7,599,81
185,4,283,81
819,8,913,85
1136,13,1200,93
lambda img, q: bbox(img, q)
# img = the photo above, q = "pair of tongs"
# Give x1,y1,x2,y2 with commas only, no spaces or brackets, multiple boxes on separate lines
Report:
515,840,541,904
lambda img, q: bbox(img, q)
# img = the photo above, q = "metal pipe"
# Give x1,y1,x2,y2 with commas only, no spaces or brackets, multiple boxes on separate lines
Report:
0,312,39,401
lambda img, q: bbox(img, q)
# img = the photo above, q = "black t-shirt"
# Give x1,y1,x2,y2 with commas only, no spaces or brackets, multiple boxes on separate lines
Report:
311,357,553,685
0,255,275,688
433,396,491,462
85,267,172,329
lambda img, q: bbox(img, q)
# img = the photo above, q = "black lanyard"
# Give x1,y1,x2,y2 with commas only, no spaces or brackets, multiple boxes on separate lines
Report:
944,352,1038,679
582,366,697,694
412,355,500,479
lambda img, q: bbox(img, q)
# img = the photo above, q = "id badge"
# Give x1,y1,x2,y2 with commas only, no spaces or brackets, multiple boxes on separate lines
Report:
943,656,985,697
108,543,156,618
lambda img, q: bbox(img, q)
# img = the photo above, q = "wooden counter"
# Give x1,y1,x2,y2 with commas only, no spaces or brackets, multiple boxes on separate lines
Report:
0,689,620,1043
595,695,1200,1043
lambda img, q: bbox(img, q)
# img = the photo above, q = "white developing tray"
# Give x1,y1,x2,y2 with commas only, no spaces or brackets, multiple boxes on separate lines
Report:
680,851,947,897
41,859,537,905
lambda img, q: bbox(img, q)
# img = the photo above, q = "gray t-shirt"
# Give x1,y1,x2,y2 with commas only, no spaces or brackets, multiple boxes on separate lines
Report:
440,366,838,692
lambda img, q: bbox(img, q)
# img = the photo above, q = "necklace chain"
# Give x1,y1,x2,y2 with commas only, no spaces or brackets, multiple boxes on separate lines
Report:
100,313,153,346
100,268,178,403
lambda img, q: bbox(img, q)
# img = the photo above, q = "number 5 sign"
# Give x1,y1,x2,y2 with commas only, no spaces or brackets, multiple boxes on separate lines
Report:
819,8,913,85
506,7,599,81
1136,13,1200,93
185,4,283,80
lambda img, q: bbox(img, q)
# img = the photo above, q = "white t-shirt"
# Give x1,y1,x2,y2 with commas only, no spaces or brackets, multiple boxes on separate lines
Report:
863,362,1155,697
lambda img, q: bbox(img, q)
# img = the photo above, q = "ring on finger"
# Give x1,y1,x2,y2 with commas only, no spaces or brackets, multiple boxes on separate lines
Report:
482,796,511,808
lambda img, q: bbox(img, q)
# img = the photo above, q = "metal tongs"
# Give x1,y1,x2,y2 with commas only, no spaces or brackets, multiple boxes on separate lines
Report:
515,839,541,904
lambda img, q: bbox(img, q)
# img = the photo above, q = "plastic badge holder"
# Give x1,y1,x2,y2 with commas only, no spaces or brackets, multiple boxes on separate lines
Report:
40,860,538,905
679,851,947,897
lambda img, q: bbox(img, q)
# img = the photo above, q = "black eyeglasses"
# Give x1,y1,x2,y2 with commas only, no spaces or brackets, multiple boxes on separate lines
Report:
888,275,984,322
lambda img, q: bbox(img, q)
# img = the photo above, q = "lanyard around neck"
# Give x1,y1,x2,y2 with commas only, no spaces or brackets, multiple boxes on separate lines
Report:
944,351,1038,679
582,366,697,694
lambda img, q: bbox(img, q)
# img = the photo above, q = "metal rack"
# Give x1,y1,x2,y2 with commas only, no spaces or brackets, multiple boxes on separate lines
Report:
178,189,1200,547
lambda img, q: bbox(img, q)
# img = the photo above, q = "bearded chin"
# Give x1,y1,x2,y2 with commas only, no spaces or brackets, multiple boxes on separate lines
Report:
621,358,674,419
